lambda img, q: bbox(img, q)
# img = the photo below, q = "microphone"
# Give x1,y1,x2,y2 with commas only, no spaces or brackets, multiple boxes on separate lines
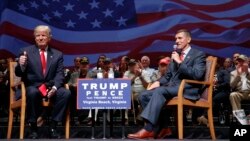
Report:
173,44,181,55
173,44,177,51
172,45,180,68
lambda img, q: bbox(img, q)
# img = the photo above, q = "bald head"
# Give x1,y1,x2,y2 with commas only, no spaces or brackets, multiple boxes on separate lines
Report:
141,56,150,68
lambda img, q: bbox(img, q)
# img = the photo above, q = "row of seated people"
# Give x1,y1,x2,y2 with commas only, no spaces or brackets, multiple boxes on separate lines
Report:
1,52,250,127
193,53,250,126
65,55,171,126
63,51,250,127
1,26,250,139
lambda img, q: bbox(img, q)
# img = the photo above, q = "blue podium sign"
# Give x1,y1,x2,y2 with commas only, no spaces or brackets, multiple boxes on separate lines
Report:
77,79,131,109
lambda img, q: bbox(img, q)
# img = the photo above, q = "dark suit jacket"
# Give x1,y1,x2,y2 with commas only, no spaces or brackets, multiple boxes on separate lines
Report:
15,45,64,89
159,48,206,100
215,69,230,92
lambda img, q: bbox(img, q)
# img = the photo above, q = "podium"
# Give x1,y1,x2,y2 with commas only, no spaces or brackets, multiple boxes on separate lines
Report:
77,78,131,139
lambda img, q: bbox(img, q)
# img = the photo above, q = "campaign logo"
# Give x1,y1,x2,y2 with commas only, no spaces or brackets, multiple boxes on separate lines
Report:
77,79,131,109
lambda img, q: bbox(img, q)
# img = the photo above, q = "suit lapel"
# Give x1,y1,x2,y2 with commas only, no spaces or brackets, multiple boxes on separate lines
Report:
181,48,194,65
45,47,53,77
32,46,44,77
173,48,194,77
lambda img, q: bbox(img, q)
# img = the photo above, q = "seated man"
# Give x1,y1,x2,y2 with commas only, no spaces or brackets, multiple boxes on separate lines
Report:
15,25,71,139
151,57,171,82
195,62,231,126
123,59,152,124
230,54,250,125
127,29,206,139
68,56,91,125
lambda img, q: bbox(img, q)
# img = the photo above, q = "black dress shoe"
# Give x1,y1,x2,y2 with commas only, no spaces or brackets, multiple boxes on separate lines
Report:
28,131,38,139
49,128,61,139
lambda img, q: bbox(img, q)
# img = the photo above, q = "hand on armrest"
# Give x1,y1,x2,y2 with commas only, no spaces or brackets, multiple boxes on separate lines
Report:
147,81,160,90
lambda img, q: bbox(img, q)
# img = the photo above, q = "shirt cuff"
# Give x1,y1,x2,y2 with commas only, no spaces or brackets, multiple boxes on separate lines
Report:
52,86,57,91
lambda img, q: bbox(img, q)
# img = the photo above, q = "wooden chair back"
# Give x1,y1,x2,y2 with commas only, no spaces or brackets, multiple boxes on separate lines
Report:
7,61,70,139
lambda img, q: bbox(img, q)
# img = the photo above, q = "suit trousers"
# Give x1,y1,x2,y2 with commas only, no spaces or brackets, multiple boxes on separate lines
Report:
138,85,179,125
26,86,71,123
230,91,250,111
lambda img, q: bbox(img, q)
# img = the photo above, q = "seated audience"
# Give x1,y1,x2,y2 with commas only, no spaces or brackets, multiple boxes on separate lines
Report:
223,57,234,72
68,56,91,125
151,57,171,82
230,54,250,125
123,59,152,124
195,62,230,126
139,56,155,78
72,57,81,73
86,57,119,125
118,56,130,77
0,71,9,115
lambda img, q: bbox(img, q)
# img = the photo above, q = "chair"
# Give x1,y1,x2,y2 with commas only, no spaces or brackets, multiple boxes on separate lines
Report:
165,56,217,140
7,61,70,139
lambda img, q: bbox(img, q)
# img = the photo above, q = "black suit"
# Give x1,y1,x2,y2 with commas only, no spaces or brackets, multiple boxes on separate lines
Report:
213,68,230,104
138,48,206,125
15,45,71,123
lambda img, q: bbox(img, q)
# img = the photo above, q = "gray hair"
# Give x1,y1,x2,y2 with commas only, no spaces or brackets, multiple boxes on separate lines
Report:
141,56,150,61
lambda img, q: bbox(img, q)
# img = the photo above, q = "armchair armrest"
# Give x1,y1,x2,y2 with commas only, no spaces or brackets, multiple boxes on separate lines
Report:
177,79,211,98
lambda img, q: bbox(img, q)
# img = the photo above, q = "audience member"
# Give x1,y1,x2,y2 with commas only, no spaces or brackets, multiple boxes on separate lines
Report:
68,56,91,125
196,62,230,126
0,71,9,116
123,59,152,124
230,54,250,125
223,57,234,72
72,57,81,73
139,56,155,77
151,57,171,82
232,53,240,69
118,56,130,77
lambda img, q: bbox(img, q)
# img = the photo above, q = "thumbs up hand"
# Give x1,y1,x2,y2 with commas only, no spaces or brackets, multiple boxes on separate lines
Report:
19,51,28,66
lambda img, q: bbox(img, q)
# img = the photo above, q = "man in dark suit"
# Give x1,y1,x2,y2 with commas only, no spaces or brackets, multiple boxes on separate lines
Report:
128,29,206,139
15,25,71,139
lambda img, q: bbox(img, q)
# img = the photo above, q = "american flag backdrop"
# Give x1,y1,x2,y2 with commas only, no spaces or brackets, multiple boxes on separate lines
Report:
0,0,250,66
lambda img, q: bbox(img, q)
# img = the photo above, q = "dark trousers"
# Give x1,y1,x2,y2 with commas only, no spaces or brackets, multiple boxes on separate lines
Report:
26,86,71,123
138,85,179,125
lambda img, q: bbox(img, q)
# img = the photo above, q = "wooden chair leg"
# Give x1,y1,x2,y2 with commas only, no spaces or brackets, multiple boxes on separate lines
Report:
177,104,183,139
208,107,216,140
20,104,26,139
65,108,70,139
131,94,136,124
7,109,14,139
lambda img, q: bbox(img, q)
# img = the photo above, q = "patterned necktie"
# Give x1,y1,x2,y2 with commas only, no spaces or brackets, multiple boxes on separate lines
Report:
40,50,46,76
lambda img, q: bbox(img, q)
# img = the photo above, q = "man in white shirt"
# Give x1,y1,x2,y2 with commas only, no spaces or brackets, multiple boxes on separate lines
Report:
139,56,155,78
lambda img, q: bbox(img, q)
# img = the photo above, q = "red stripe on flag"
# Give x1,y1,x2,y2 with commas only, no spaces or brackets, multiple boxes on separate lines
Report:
175,0,250,12
137,11,250,26
1,22,249,55
0,49,16,59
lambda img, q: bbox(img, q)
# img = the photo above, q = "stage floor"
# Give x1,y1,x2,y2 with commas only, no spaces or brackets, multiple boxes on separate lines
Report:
0,139,230,141
0,113,233,140
0,125,230,140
